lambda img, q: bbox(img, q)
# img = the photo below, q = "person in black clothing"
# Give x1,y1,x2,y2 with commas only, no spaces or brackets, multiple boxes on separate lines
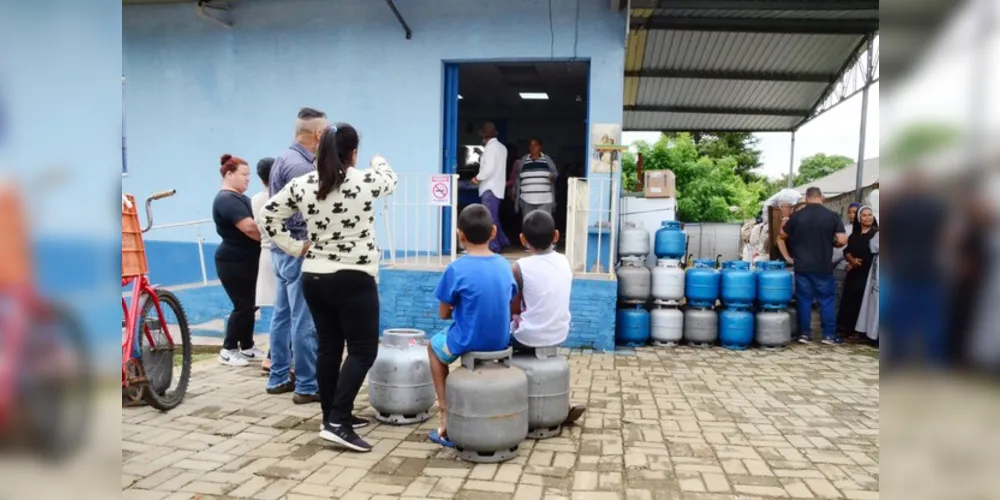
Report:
882,174,950,367
780,187,849,345
212,153,264,367
836,206,879,339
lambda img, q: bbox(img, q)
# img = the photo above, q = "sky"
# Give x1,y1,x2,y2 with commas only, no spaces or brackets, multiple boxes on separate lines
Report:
621,84,881,180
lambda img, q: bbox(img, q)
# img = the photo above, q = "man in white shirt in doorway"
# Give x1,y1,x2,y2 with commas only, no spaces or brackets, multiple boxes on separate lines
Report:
471,121,510,253
510,209,586,426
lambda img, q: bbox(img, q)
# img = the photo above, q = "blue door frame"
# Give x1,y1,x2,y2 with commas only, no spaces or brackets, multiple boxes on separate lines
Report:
441,63,459,254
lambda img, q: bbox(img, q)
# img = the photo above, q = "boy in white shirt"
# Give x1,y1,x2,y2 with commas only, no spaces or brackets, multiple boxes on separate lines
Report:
510,209,586,426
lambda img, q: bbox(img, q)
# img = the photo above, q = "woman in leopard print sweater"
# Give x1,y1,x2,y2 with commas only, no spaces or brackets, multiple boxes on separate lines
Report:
258,123,396,453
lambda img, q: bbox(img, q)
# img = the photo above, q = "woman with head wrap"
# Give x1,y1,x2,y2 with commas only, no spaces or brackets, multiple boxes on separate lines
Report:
832,202,863,312
837,206,878,339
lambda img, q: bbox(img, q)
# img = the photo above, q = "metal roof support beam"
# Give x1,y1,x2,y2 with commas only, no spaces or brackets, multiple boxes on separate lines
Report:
853,33,875,202
654,0,880,11
788,132,796,188
634,16,878,34
623,69,835,83
384,0,412,40
625,105,810,117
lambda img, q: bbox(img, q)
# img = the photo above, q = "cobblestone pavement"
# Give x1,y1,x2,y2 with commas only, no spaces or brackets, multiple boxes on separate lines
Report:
122,345,879,500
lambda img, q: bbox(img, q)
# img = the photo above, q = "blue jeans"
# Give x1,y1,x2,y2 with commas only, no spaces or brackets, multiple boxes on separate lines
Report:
884,279,947,367
267,249,318,395
480,190,510,253
794,273,837,339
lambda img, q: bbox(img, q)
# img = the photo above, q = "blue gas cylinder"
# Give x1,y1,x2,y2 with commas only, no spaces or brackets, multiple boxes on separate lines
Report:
720,260,756,310
654,221,686,259
616,305,650,347
719,309,754,350
685,259,720,308
757,261,793,309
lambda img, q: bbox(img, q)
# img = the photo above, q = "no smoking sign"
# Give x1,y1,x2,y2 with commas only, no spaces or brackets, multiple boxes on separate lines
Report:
429,175,451,206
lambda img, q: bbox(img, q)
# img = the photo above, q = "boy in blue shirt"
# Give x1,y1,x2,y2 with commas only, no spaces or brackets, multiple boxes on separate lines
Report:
428,204,517,446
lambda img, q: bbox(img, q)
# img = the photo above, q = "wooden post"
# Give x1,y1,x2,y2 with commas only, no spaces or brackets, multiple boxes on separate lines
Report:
636,153,645,192
767,205,783,261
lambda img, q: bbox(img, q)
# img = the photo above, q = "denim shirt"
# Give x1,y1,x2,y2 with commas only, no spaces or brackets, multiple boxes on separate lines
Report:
268,142,315,245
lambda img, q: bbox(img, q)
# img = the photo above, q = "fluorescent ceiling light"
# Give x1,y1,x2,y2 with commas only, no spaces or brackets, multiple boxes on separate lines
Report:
519,92,549,100
457,94,463,99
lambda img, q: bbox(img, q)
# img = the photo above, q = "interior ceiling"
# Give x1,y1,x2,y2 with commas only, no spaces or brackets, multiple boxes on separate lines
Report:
458,62,589,117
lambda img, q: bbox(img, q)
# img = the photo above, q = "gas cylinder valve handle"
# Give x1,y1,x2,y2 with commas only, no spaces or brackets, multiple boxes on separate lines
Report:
461,348,513,370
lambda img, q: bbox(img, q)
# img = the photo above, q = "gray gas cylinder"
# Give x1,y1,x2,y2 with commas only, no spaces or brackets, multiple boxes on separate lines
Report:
367,329,436,425
651,258,685,304
447,349,529,463
756,311,792,348
650,307,684,346
683,308,718,345
509,346,570,440
617,260,651,303
787,305,800,337
618,222,650,259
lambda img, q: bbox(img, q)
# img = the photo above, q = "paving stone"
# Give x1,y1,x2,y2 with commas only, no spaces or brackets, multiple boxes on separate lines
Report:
122,348,879,500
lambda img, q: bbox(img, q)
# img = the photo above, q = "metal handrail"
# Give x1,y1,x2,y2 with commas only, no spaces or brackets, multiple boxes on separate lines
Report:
145,218,213,285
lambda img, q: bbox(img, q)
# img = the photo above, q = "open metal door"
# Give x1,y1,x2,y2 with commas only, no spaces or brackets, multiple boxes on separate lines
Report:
441,63,459,255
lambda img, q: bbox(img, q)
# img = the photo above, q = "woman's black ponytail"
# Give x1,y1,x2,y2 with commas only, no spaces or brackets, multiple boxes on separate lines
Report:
315,123,358,200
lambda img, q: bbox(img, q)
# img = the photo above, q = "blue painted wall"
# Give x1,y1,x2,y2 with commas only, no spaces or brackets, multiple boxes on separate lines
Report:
123,0,626,253
178,267,617,351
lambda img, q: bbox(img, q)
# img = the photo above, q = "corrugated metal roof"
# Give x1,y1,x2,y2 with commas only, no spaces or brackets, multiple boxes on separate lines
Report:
641,31,859,74
625,111,800,132
635,78,827,110
649,9,873,20
624,2,879,132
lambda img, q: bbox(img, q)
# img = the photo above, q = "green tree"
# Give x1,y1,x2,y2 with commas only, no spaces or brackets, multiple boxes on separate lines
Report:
665,132,764,182
795,153,854,185
884,121,962,167
622,133,767,222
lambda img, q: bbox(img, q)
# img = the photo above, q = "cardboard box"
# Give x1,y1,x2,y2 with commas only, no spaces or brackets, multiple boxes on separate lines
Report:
643,170,676,198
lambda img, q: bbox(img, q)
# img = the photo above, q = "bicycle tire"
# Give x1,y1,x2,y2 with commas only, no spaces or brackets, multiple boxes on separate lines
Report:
139,289,192,411
23,304,92,460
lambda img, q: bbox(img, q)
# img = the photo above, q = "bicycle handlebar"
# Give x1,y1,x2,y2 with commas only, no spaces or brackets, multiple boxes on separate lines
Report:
148,189,176,201
141,189,177,233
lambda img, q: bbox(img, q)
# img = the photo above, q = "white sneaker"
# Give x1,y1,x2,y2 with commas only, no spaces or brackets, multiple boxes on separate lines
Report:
240,347,266,361
219,349,249,366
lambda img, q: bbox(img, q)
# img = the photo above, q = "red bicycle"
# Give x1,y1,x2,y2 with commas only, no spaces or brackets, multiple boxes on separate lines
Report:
122,190,192,411
0,182,89,457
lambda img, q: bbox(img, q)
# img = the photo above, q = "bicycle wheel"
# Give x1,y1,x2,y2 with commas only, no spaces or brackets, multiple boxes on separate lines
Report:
21,304,91,459
138,288,192,411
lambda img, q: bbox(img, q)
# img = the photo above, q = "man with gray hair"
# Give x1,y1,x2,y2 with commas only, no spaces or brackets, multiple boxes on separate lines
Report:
262,107,328,403
780,186,848,345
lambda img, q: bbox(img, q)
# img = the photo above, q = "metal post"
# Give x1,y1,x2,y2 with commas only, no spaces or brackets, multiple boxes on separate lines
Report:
195,224,208,285
787,131,796,188
608,177,620,280
854,34,874,202
969,0,994,167
449,173,459,263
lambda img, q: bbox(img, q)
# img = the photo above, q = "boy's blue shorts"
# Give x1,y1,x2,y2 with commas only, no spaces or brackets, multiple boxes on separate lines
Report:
430,330,458,365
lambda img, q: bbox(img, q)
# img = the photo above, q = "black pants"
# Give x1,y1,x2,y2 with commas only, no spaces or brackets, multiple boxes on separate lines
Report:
216,256,259,350
302,270,380,426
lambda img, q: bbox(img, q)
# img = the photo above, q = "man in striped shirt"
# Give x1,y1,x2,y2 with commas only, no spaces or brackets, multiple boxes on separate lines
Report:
508,138,558,221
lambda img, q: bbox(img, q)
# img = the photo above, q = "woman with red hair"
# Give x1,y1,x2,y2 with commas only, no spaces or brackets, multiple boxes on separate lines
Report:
212,154,264,367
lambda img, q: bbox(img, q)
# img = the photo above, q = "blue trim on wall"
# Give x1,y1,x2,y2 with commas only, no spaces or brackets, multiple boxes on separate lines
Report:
167,267,617,351
378,267,616,351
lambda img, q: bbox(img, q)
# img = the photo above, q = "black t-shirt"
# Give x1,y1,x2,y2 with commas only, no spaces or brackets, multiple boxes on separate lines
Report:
783,204,846,275
883,192,945,281
212,190,261,262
